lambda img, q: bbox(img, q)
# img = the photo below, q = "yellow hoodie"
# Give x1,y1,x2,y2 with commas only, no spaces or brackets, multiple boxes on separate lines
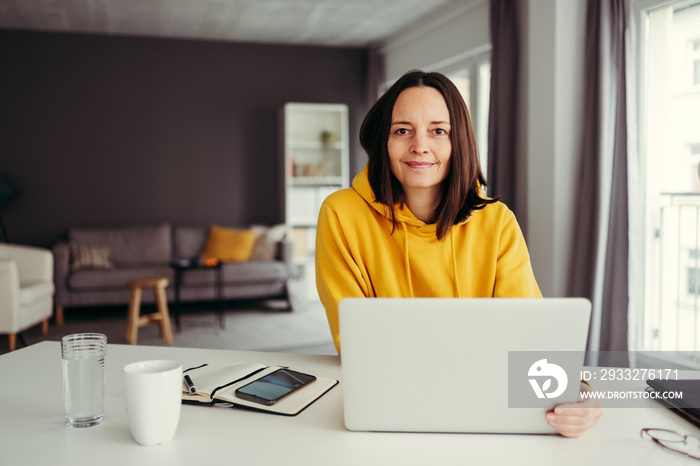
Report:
315,166,542,354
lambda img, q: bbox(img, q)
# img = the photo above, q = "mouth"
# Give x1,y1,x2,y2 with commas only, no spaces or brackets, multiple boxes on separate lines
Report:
404,162,436,169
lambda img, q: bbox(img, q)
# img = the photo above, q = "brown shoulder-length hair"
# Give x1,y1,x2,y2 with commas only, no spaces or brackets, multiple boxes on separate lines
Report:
360,69,499,240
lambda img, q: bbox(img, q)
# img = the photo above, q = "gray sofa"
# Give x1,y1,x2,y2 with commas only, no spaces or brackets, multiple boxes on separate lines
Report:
52,223,294,324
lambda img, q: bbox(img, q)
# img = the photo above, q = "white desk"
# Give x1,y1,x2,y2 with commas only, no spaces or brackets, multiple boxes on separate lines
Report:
1,341,698,466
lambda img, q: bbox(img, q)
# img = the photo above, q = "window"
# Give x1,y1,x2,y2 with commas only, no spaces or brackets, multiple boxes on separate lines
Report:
638,0,700,363
693,39,700,85
437,52,491,176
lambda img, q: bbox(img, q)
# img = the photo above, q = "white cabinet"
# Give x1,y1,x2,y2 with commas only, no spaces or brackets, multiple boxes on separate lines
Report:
280,103,349,300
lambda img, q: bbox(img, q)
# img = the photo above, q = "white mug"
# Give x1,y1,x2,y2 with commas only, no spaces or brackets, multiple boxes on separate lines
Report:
123,360,182,446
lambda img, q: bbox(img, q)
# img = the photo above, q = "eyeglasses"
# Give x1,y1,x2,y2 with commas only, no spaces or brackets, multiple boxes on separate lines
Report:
641,428,700,461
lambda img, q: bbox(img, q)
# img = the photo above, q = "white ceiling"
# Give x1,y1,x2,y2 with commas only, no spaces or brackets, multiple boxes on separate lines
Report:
0,0,465,47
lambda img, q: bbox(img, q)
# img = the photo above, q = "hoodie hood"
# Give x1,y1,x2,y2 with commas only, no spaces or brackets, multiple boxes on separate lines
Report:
352,165,435,231
352,165,480,229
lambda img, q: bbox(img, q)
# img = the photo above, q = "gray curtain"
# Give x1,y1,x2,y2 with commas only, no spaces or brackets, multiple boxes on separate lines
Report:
569,0,603,308
486,0,521,216
599,0,630,362
360,46,385,175
569,0,629,366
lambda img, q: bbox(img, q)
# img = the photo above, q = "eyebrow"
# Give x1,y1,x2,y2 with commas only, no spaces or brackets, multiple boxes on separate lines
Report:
390,120,451,126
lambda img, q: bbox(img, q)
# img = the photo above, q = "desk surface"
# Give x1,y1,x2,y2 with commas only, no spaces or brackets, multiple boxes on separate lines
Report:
1,341,699,466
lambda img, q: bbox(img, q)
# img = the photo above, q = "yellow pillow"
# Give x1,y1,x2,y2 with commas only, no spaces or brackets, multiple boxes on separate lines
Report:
200,225,259,262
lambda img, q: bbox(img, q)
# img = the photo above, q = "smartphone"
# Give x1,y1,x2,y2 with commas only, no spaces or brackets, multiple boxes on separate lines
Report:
234,368,317,406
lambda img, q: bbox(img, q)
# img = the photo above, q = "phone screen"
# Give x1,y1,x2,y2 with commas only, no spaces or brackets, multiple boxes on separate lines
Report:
235,369,316,405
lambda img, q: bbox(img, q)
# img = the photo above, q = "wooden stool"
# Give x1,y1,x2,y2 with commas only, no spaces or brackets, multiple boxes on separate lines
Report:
126,277,173,345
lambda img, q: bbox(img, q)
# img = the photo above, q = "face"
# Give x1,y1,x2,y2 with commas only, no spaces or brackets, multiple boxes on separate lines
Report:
387,86,452,200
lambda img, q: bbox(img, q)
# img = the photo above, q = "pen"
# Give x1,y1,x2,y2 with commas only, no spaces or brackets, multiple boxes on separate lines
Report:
184,374,197,395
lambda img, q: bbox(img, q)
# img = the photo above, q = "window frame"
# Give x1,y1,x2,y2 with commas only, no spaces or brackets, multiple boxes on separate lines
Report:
632,0,700,370
692,38,700,86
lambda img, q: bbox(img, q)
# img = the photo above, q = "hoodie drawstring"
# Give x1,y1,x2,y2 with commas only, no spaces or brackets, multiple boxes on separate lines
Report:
451,229,461,297
402,222,415,297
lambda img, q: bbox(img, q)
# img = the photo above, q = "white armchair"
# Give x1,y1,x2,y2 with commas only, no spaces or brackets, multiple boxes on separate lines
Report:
0,244,55,351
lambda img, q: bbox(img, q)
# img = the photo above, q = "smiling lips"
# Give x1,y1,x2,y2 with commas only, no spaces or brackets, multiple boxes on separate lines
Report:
404,161,436,169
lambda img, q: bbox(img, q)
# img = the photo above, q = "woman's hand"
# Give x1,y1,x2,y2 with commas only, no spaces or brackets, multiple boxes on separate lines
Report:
545,382,603,438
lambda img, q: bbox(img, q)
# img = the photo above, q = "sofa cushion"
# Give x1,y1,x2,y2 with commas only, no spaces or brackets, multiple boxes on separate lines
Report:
173,226,208,258
69,224,172,267
68,267,174,291
249,224,286,261
200,225,259,262
69,242,114,272
223,261,289,283
179,261,289,287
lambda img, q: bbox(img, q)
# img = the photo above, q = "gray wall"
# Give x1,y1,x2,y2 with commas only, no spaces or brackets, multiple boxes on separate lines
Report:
0,30,369,247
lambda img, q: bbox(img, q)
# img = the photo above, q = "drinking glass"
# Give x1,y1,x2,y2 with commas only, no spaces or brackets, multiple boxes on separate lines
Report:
61,333,107,428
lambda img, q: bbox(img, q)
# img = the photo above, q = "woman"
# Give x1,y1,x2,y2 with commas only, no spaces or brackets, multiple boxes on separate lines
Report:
315,70,601,437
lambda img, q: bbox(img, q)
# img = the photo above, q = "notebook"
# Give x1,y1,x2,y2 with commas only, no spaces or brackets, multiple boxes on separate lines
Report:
339,297,592,434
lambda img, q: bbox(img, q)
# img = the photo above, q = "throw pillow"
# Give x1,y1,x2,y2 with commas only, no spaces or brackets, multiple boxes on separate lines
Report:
200,225,259,262
249,223,287,261
69,242,114,272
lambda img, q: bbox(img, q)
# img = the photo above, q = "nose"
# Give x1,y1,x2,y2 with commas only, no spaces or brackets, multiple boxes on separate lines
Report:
410,132,429,155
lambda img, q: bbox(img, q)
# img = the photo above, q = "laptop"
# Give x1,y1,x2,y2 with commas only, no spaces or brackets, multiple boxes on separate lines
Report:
646,379,700,428
339,297,591,434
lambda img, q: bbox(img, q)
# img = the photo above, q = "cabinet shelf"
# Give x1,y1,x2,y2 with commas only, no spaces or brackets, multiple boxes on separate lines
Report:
280,102,349,301
291,176,344,186
287,141,345,150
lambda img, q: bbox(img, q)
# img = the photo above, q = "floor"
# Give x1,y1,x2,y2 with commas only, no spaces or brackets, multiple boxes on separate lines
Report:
2,298,337,357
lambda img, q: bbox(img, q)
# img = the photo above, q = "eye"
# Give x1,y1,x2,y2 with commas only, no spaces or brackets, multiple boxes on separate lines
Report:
434,128,449,136
393,128,410,135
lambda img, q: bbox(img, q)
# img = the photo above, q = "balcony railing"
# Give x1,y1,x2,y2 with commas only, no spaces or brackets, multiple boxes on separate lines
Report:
644,192,700,361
